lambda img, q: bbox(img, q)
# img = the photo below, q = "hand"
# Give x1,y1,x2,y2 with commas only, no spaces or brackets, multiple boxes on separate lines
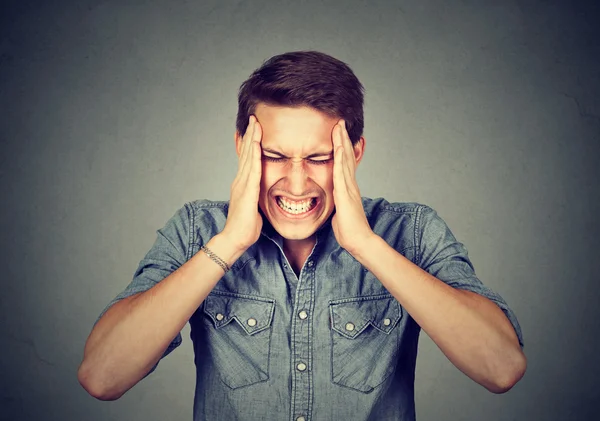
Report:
221,115,263,252
331,120,374,255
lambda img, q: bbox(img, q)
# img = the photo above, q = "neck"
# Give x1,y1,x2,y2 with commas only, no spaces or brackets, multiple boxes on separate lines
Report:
283,235,316,256
282,235,316,274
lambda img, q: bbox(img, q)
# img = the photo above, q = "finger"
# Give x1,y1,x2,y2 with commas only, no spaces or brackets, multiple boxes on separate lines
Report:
340,120,356,173
241,118,262,188
248,121,263,183
241,142,261,200
334,120,350,168
237,116,254,171
243,116,256,161
333,126,347,195
337,122,359,197
247,118,262,171
252,118,262,144
239,116,256,175
342,143,354,188
332,121,343,150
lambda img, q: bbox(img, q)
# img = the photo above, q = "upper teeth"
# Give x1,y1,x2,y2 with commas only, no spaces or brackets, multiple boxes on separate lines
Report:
277,197,315,214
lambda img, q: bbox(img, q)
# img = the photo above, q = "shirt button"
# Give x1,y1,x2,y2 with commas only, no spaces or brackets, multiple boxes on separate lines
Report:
383,318,391,326
247,318,257,327
298,310,308,320
296,417,306,421
307,260,314,267
296,362,307,372
345,322,355,331
216,313,224,321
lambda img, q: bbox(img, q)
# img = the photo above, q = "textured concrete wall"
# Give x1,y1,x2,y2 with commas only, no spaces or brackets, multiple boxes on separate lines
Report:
1,0,598,420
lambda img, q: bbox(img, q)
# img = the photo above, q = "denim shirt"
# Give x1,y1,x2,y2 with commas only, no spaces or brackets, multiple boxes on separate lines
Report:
96,197,524,421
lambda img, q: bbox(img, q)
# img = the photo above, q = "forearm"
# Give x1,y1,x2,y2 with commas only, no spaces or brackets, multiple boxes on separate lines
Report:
350,234,526,393
78,233,244,400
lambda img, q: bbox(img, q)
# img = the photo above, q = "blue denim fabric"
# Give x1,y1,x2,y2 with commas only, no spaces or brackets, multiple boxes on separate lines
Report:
96,197,524,421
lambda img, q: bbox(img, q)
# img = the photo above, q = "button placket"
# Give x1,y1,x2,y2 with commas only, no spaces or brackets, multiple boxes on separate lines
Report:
289,245,318,421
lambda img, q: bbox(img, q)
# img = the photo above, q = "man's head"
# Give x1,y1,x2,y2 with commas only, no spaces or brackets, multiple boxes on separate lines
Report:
236,51,364,145
235,51,365,243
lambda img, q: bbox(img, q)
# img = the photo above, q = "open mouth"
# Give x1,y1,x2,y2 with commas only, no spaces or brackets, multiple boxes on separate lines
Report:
275,196,318,217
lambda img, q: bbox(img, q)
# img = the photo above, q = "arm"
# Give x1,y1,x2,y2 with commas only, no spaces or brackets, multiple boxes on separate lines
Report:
78,116,264,400
350,234,526,393
77,233,244,400
329,120,526,393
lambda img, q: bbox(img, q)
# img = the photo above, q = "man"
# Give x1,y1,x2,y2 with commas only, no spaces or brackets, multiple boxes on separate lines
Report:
78,51,526,420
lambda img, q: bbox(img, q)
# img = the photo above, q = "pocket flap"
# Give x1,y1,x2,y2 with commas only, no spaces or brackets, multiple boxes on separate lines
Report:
204,292,275,335
329,295,401,339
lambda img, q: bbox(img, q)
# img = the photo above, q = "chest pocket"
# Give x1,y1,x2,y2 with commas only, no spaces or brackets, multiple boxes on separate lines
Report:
329,294,402,393
203,292,275,389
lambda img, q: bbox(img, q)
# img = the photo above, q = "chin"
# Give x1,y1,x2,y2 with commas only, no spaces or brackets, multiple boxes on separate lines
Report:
275,226,319,241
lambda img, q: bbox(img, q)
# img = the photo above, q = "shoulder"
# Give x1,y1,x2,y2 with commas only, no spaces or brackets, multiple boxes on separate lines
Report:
361,198,452,240
164,199,230,226
188,198,230,215
184,199,231,242
360,197,442,256
361,196,435,219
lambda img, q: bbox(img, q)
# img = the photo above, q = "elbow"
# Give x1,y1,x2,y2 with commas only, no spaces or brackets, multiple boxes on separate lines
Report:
486,349,527,394
77,360,124,401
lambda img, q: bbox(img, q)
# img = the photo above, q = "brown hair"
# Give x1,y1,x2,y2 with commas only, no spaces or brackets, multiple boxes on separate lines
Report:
236,51,364,144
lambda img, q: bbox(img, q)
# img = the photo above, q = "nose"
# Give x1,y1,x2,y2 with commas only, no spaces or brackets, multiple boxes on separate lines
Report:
285,159,310,195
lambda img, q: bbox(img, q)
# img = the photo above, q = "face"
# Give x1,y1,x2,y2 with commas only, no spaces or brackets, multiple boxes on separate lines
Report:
235,104,363,244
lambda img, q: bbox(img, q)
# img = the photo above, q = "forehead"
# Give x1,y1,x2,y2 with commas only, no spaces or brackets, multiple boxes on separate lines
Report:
254,103,337,153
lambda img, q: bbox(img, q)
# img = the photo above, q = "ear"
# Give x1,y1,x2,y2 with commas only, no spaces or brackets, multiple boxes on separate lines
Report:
234,131,243,158
353,136,366,166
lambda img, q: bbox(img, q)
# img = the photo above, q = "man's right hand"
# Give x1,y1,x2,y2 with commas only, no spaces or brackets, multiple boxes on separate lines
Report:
220,115,263,252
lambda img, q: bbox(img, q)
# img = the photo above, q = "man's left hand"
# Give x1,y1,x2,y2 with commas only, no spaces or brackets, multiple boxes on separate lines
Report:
331,120,374,255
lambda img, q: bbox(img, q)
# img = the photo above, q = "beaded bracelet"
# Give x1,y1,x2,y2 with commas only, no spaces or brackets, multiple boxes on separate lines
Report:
200,245,231,273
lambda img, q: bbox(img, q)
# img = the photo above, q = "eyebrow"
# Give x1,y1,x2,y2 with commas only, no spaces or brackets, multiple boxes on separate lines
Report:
262,148,334,159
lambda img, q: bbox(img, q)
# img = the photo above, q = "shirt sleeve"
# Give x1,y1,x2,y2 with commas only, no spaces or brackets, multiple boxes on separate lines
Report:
416,205,524,348
93,202,193,376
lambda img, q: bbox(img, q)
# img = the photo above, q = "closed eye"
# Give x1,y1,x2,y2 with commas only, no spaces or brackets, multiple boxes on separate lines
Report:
307,158,333,165
263,156,287,163
263,156,333,165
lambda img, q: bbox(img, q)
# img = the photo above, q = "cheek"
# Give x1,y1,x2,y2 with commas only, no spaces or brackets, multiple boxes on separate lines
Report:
260,162,281,189
307,165,334,191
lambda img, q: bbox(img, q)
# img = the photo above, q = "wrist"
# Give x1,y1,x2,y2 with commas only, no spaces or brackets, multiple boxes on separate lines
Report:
346,231,381,262
207,232,249,266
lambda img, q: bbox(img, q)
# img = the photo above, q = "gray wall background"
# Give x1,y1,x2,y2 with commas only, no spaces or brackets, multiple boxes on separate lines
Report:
1,0,598,420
